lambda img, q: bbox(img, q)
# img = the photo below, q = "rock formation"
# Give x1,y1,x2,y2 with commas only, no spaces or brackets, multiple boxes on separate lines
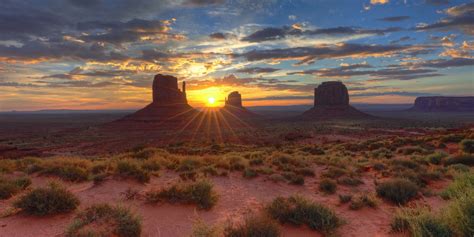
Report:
221,91,258,118
410,96,474,112
302,81,370,119
119,74,196,122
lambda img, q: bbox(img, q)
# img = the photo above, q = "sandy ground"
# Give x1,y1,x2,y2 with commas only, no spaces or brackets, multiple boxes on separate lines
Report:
0,169,449,237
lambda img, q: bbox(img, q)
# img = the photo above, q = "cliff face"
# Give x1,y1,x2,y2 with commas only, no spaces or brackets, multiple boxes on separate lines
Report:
302,81,371,119
411,96,474,112
152,74,187,105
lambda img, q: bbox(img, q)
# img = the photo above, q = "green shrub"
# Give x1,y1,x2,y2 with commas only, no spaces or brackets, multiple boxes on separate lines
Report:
338,194,352,204
266,195,341,233
442,189,474,236
376,179,419,205
426,152,447,165
349,194,378,210
243,168,258,179
338,177,363,186
66,204,141,237
282,172,304,185
14,183,79,215
440,173,474,200
391,206,453,237
460,139,474,154
0,176,31,199
145,180,218,210
116,160,150,183
319,179,337,194
224,215,281,237
444,154,474,166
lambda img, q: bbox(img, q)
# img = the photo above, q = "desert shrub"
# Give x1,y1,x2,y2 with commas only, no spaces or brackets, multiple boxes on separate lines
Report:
257,167,274,175
221,156,247,171
66,203,141,237
441,189,474,237
268,174,285,183
201,165,219,176
14,183,79,215
191,218,220,237
391,206,453,237
266,195,341,233
373,162,386,171
43,165,89,182
440,173,474,200
319,179,337,194
132,147,156,160
460,139,474,154
349,194,378,210
426,152,447,165
92,173,108,185
376,179,419,205
141,158,161,171
116,160,150,183
91,163,107,174
370,148,393,159
242,168,258,178
34,158,91,182
397,146,428,156
391,159,420,171
321,167,347,179
300,146,325,155
145,180,217,210
449,164,470,173
444,154,474,166
338,194,352,204
271,153,305,170
0,176,31,199
176,158,202,172
441,134,464,143
224,215,281,237
282,172,304,185
338,177,363,186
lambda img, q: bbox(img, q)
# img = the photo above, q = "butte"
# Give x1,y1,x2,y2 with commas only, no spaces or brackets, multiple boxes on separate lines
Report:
301,81,371,119
220,91,258,118
117,74,197,124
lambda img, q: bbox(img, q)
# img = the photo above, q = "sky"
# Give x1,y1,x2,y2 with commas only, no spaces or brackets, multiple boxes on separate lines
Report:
0,0,473,111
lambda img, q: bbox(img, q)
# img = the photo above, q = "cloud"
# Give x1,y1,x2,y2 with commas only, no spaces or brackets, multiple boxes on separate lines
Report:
416,3,474,35
371,0,389,5
235,43,430,65
352,91,440,97
241,25,401,42
378,16,410,22
209,32,237,40
235,67,280,74
425,0,450,5
183,0,225,6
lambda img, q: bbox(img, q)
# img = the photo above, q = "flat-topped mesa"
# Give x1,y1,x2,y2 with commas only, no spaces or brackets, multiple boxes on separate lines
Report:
302,81,371,119
225,91,243,108
314,81,349,106
411,96,474,112
152,74,187,106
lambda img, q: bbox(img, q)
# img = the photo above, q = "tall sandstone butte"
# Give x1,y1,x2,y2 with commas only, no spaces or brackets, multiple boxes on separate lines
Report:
120,74,195,122
410,96,474,112
302,81,370,119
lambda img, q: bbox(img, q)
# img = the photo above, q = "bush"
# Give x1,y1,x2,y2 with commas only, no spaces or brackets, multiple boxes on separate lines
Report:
338,177,363,186
14,183,79,215
376,179,419,205
266,195,341,233
282,172,304,185
319,179,337,194
426,152,447,165
116,160,150,183
321,167,347,179
338,194,352,204
243,168,258,178
145,180,218,210
460,139,474,154
66,203,141,237
391,206,453,237
224,215,281,237
349,194,377,210
0,177,31,199
442,189,474,236
440,173,474,200
444,154,474,166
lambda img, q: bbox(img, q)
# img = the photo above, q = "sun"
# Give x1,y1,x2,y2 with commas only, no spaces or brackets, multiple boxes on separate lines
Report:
207,97,216,107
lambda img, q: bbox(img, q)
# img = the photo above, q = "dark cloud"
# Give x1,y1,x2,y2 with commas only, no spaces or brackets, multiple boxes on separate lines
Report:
235,43,429,65
183,0,225,6
378,16,410,22
416,3,474,35
405,57,474,68
235,67,281,74
241,25,401,42
425,0,450,5
209,32,236,40
352,91,440,97
390,36,412,44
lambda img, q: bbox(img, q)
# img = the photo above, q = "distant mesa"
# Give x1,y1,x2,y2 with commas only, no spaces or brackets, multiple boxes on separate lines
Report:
119,74,196,122
221,91,258,118
301,81,371,119
410,96,474,112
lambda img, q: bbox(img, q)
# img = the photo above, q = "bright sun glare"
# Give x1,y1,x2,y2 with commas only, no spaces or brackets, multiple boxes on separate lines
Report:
207,97,216,106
